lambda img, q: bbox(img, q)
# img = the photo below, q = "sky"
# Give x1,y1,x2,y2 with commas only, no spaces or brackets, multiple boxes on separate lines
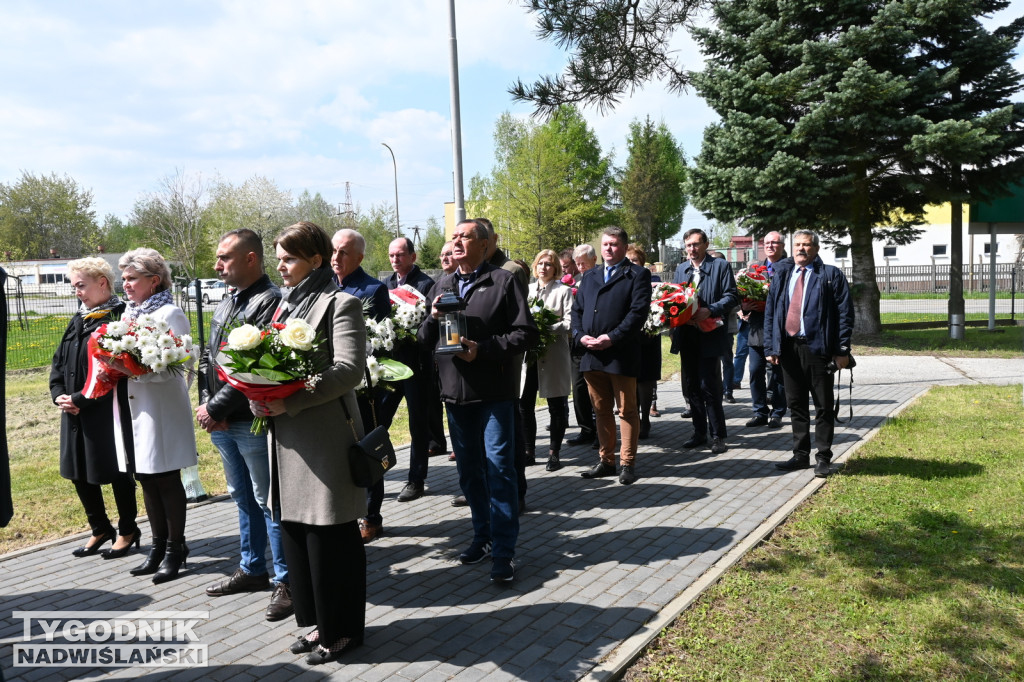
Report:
2,1,1023,245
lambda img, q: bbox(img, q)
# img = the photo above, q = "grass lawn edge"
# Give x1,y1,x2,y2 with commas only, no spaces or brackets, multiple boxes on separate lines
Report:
583,384,934,682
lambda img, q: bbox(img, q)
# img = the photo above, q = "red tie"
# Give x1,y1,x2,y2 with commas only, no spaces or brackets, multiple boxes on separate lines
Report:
785,267,805,337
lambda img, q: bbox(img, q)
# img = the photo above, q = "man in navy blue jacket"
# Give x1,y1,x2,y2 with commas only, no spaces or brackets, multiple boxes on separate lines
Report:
571,226,652,485
670,229,740,455
764,230,854,477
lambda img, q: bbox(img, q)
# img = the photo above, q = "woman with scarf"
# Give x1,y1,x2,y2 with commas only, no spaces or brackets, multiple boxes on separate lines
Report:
112,248,197,584
248,221,367,666
50,257,139,559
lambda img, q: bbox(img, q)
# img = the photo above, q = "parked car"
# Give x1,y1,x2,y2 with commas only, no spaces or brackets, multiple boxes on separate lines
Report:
188,278,228,304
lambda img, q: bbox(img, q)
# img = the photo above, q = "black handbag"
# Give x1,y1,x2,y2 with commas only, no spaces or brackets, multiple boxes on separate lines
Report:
341,370,397,488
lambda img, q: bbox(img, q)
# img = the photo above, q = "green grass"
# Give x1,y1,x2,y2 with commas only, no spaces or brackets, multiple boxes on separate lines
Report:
879,292,1014,299
0,368,411,554
855,325,1022,357
880,312,1015,324
626,384,1024,681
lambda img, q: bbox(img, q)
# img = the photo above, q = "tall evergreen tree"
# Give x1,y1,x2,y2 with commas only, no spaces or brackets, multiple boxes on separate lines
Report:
688,0,1024,334
617,117,688,253
904,0,1024,333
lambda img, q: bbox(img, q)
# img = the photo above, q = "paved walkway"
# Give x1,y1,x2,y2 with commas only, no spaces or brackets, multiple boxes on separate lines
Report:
1,355,1019,681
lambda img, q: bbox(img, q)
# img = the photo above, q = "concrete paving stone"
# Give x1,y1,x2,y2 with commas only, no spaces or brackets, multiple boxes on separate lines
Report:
393,658,445,680
3,361,1012,681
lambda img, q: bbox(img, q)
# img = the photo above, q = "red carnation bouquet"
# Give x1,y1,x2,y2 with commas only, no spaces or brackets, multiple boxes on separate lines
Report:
215,319,327,434
736,264,770,311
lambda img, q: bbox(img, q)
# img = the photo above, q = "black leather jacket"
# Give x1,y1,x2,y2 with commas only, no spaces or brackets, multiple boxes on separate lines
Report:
198,274,282,423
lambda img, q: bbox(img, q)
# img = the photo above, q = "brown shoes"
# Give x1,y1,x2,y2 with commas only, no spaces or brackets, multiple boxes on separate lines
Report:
358,518,382,544
265,582,294,622
206,567,269,596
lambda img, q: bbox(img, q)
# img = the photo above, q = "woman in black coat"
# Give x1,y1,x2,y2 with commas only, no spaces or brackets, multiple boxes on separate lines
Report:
50,257,139,558
627,245,662,439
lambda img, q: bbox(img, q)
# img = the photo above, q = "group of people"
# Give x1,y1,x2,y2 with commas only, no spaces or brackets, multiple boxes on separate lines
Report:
49,217,853,667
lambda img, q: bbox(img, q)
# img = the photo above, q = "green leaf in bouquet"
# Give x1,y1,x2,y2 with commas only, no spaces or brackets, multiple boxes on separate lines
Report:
258,353,282,370
253,368,295,382
377,357,414,382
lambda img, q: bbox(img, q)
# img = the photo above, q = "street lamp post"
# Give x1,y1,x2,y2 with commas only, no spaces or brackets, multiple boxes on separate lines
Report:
381,142,400,237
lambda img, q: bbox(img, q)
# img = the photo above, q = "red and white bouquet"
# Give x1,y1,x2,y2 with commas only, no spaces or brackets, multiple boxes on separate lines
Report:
736,264,770,311
82,314,193,399
388,285,427,343
647,282,722,333
215,318,326,434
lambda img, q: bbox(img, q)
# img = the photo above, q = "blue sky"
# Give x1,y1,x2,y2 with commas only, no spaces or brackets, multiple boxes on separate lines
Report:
2,1,1022,243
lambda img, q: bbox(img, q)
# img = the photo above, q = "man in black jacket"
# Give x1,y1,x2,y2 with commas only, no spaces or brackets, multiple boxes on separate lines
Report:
379,237,447,502
572,226,652,485
419,219,537,583
196,229,291,620
743,232,788,429
670,229,740,455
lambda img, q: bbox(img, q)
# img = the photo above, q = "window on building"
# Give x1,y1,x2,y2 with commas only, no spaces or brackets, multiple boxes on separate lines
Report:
933,244,947,256
882,245,897,258
984,242,997,255
835,246,849,259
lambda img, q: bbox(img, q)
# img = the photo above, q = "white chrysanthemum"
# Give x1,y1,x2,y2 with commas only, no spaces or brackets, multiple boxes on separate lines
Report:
106,320,128,337
178,334,193,350
157,334,175,348
120,334,138,351
154,319,171,333
135,314,156,328
149,359,168,372
140,346,160,364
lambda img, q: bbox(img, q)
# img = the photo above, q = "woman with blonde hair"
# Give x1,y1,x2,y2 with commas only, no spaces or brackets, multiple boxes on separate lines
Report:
520,249,573,471
112,248,197,583
250,221,368,665
50,257,139,559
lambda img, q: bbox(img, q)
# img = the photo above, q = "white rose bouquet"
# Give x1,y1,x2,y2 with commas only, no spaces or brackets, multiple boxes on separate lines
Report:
215,318,326,434
82,314,193,399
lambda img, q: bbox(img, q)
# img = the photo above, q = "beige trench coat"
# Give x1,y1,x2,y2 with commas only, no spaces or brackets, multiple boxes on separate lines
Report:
523,279,573,399
268,283,368,526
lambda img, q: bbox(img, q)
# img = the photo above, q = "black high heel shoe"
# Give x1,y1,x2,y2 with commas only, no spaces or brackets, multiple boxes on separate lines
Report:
305,636,363,665
152,539,189,584
72,529,115,558
101,530,142,560
130,537,167,576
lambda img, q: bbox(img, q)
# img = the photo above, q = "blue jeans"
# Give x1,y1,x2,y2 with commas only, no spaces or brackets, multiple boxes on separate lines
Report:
748,345,786,420
446,400,519,560
733,321,749,383
212,422,288,584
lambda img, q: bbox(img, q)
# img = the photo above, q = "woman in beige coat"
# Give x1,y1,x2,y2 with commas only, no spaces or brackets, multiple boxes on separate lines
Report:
249,221,367,666
520,249,573,471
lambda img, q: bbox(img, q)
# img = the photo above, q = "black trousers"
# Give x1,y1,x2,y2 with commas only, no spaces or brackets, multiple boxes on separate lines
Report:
73,475,138,537
570,353,594,437
280,519,365,646
680,353,727,439
519,362,569,455
779,337,835,460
